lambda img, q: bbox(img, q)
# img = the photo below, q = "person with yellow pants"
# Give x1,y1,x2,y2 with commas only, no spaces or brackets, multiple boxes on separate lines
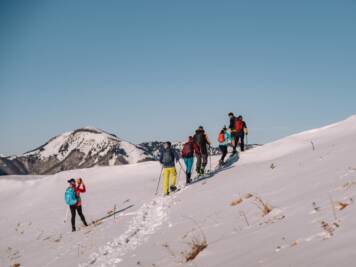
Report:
159,141,180,196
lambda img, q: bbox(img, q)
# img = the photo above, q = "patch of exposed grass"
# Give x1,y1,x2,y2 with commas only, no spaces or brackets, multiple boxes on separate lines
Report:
184,236,208,262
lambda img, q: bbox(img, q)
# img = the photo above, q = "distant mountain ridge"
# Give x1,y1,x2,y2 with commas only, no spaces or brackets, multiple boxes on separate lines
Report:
0,127,155,176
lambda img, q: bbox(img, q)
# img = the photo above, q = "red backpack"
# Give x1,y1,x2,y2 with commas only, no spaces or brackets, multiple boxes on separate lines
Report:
235,119,243,132
181,142,193,158
218,133,225,143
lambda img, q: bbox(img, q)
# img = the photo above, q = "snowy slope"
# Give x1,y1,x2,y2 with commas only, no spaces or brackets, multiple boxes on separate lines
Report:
0,128,154,175
1,115,356,267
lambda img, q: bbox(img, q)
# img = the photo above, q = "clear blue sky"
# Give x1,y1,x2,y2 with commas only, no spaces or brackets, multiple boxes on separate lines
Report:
1,0,355,155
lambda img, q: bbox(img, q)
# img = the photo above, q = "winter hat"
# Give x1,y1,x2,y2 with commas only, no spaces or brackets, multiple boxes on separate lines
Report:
67,178,76,184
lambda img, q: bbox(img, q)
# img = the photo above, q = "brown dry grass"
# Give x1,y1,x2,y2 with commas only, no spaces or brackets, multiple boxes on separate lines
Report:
254,196,273,216
185,236,208,262
181,217,208,263
230,198,243,206
290,240,299,247
337,201,349,211
244,193,254,199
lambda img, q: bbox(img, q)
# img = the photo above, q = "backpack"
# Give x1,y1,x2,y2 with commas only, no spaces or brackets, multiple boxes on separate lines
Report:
235,120,243,132
182,142,193,158
162,149,174,164
194,132,206,146
65,187,77,206
218,133,225,143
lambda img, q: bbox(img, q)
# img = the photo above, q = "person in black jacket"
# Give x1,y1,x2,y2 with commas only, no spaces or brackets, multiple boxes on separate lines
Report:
228,112,238,154
228,113,248,152
193,126,211,175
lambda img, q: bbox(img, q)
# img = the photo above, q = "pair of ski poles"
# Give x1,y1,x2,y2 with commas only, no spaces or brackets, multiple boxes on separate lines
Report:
155,147,214,195
155,160,185,195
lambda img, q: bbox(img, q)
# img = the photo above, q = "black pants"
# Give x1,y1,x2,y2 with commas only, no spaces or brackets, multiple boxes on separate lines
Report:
70,205,87,230
219,145,228,163
232,132,245,152
196,154,208,173
238,133,245,151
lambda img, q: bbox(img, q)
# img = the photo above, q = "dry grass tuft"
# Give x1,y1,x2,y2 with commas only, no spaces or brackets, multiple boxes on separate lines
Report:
244,193,254,199
290,240,299,247
337,201,349,211
181,217,208,263
254,196,273,216
185,236,208,262
230,198,243,206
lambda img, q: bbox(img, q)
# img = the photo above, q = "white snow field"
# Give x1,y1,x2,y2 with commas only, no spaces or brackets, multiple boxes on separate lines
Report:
1,115,356,267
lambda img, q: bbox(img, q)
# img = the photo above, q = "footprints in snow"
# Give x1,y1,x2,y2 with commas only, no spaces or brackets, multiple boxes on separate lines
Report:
81,187,185,267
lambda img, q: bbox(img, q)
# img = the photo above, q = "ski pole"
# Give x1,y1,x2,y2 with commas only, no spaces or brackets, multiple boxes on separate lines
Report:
177,161,182,181
209,146,212,171
64,206,69,223
155,166,164,195
178,160,186,173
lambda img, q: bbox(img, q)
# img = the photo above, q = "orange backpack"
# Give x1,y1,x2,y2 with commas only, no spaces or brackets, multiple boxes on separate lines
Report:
218,133,225,143
235,119,243,132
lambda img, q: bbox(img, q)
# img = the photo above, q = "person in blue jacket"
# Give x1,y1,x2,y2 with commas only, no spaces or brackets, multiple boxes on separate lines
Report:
217,126,232,166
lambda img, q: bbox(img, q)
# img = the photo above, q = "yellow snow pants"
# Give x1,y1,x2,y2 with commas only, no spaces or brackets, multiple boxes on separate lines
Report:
163,167,177,195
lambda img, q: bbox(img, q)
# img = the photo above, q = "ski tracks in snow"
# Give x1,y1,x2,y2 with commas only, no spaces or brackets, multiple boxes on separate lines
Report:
80,187,186,267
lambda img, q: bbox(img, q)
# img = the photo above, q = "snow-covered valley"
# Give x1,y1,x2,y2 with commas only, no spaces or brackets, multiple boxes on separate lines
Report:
1,116,356,267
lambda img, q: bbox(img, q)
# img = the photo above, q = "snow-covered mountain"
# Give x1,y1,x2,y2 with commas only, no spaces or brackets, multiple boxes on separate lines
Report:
0,127,154,175
2,115,356,267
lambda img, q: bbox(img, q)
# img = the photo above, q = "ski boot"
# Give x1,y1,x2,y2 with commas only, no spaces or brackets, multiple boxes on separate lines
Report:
186,173,192,185
170,185,177,192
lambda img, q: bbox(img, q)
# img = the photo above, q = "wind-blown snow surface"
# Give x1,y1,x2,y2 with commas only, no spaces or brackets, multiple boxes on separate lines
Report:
1,116,356,267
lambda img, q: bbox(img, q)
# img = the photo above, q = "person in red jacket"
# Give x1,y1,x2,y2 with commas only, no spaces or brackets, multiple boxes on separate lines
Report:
68,178,88,232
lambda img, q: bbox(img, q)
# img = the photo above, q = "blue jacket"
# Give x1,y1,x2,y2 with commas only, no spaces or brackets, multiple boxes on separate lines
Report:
159,148,179,168
218,131,232,146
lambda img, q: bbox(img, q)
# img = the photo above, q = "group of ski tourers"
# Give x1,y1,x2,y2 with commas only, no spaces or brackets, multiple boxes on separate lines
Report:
65,112,248,231
158,112,248,195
